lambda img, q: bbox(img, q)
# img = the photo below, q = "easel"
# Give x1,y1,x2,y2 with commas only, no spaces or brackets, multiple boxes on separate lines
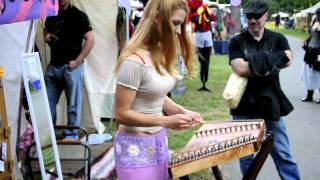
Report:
0,66,14,179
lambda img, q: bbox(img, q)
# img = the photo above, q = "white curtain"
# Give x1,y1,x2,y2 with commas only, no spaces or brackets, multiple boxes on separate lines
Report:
0,21,32,179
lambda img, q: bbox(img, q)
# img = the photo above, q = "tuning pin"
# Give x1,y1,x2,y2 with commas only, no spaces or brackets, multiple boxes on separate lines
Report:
201,147,206,155
257,123,261,128
205,130,209,136
213,129,217,134
219,143,225,150
232,139,238,146
214,145,218,152
227,140,232,148
250,135,255,141
190,152,194,159
196,150,201,157
205,146,210,153
239,137,243,144
226,127,231,133
244,135,249,142
242,125,246,131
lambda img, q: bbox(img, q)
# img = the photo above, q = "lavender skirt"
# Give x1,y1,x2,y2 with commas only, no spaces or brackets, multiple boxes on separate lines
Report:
114,128,170,180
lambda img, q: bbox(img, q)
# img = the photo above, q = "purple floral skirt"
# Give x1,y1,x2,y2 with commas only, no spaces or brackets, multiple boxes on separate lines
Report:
114,128,170,180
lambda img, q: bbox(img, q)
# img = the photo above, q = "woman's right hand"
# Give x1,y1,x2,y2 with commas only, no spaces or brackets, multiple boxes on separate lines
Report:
162,114,196,130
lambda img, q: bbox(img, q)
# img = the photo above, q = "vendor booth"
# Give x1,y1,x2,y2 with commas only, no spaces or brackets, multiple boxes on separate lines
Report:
0,0,121,179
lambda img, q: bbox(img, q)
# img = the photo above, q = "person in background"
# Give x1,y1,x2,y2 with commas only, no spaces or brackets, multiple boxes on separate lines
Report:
285,12,295,29
133,7,144,29
140,0,148,7
44,0,94,139
301,8,320,104
191,0,217,92
0,0,4,16
240,8,248,31
222,8,235,36
228,0,300,179
275,13,280,28
114,0,203,179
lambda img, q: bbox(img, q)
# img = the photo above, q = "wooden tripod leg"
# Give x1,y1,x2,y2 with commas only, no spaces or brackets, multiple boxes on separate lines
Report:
212,166,223,180
242,134,274,180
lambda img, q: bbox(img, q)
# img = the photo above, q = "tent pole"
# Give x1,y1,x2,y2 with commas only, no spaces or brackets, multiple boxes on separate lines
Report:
16,19,36,170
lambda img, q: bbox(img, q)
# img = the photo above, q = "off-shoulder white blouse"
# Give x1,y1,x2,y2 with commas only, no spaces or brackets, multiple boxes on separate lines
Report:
116,59,176,133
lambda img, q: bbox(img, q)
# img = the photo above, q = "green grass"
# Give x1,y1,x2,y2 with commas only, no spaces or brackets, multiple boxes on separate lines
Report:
168,55,232,179
168,55,232,151
265,22,309,39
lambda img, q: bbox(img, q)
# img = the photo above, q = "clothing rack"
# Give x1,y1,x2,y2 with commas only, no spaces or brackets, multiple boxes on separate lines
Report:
0,66,14,179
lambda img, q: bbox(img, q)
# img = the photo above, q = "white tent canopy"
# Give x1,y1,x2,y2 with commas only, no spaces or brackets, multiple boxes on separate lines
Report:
301,2,320,14
208,2,231,10
271,12,289,18
130,0,143,9
294,12,307,18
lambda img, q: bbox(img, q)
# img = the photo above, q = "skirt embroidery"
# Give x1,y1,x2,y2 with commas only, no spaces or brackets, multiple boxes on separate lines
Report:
114,128,169,168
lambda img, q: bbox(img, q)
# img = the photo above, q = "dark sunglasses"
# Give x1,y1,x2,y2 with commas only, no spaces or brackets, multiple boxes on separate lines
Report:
246,13,264,20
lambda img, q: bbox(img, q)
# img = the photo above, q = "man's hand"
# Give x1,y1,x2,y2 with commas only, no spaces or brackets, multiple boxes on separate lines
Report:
284,50,293,60
44,33,58,43
68,59,82,69
283,50,293,67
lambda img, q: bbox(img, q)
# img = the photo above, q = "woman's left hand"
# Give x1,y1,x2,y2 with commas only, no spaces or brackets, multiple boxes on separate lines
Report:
182,108,204,127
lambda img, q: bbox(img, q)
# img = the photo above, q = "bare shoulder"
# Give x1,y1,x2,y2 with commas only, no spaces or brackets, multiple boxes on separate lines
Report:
125,49,153,65
126,54,145,64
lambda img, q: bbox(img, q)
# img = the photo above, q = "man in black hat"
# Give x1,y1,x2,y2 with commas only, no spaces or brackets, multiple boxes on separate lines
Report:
228,0,300,179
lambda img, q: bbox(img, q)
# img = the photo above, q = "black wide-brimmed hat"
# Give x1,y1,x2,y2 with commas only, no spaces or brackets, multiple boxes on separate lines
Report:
243,0,268,15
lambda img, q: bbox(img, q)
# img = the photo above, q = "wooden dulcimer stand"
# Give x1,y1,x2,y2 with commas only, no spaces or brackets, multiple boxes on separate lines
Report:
169,119,273,180
0,66,14,179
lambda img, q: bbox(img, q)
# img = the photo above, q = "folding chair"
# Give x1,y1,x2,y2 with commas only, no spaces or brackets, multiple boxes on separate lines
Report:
26,125,91,180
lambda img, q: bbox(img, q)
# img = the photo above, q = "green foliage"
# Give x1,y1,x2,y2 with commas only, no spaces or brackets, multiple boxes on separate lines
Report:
211,0,319,14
